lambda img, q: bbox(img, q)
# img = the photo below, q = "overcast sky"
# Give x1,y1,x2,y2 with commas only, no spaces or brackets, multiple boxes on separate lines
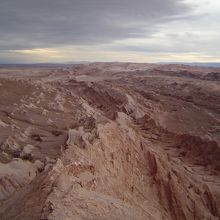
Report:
0,0,220,63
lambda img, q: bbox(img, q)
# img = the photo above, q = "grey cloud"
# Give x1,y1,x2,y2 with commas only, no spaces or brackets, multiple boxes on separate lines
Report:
109,43,196,54
0,0,190,50
109,29,220,55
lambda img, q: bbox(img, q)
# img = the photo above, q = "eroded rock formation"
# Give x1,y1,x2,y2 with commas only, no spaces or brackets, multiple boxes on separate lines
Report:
0,63,219,220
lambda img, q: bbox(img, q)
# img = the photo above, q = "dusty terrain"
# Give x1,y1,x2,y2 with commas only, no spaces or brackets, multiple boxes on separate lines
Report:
0,62,219,220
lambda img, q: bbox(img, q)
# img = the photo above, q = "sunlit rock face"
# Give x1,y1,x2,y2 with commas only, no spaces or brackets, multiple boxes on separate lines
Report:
0,63,220,220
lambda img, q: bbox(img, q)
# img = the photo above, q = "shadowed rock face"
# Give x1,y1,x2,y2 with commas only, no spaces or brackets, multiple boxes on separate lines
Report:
0,63,220,220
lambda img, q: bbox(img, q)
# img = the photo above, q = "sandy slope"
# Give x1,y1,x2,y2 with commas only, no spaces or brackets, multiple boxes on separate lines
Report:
0,63,220,220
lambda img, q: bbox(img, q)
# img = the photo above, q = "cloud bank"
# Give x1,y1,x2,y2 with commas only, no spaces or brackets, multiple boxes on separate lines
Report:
0,0,219,63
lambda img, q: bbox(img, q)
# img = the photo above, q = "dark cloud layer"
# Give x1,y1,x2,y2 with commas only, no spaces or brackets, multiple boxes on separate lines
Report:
0,0,189,50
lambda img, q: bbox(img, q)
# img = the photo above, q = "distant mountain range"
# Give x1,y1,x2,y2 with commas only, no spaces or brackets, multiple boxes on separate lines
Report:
0,62,220,68
159,62,220,68
188,63,220,68
0,62,89,68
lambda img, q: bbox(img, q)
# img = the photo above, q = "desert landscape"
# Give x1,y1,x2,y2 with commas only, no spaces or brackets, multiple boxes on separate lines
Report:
0,62,219,220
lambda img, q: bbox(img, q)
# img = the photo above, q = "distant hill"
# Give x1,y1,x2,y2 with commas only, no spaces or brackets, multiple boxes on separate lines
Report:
159,62,220,68
0,62,89,69
189,63,220,68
